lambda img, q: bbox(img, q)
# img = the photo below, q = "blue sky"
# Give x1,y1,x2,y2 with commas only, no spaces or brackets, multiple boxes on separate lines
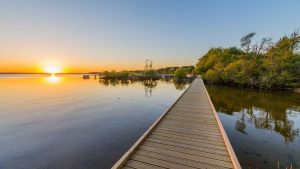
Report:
0,0,299,72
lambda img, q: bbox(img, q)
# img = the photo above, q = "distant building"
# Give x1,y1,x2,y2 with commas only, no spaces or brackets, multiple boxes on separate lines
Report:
187,74,195,78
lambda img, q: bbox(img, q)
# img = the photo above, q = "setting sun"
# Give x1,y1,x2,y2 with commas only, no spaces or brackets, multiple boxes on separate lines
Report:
44,65,62,74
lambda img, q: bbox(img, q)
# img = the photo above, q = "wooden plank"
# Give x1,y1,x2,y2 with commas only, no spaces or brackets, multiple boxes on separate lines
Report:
157,125,221,135
170,107,213,113
173,104,211,108
144,139,228,156
175,103,211,107
166,115,215,121
167,113,216,119
153,129,224,143
157,123,221,132
168,111,216,117
131,154,196,169
163,117,218,125
148,134,226,150
142,141,228,158
139,145,230,163
155,127,223,139
159,122,220,131
155,125,222,137
135,149,231,169
146,137,226,153
163,116,217,124
166,118,217,126
160,121,220,130
121,167,135,169
125,160,164,169
150,132,225,146
172,104,212,109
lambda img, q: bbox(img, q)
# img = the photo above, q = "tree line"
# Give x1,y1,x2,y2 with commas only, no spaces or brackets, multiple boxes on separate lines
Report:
100,65,195,80
196,31,300,89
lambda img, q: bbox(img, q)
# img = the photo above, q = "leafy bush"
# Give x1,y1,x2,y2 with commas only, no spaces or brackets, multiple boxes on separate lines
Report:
174,68,187,80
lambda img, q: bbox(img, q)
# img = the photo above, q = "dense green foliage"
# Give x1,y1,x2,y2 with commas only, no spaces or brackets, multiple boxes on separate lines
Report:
144,70,160,79
174,68,187,80
181,66,196,74
157,67,178,74
196,31,300,89
101,70,159,80
158,65,195,74
101,65,195,80
102,70,130,79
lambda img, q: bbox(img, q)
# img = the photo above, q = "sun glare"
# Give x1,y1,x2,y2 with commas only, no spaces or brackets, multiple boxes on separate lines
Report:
44,65,62,74
46,74,61,84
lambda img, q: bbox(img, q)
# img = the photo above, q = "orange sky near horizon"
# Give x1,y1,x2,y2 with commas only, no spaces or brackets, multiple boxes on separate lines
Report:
0,41,196,73
0,61,143,73
0,58,191,73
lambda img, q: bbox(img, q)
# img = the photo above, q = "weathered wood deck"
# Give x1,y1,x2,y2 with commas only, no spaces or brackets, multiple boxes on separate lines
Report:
112,78,241,169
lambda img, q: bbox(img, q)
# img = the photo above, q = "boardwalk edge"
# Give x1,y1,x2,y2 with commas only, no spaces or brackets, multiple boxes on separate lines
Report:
202,79,242,169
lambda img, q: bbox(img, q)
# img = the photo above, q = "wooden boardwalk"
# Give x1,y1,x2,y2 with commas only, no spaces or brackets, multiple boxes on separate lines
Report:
112,78,241,169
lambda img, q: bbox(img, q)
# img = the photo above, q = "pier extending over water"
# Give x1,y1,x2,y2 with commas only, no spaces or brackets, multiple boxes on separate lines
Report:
112,78,241,169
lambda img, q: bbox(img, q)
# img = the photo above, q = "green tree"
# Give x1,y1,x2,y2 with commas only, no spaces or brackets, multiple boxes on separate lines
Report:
240,32,256,53
196,31,300,89
174,68,187,80
144,70,160,80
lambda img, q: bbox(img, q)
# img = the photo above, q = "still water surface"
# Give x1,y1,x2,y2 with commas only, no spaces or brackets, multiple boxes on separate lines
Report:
207,85,300,169
0,74,189,169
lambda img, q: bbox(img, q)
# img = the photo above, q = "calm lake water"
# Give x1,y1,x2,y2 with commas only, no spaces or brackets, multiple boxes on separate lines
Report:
0,74,189,169
207,85,300,169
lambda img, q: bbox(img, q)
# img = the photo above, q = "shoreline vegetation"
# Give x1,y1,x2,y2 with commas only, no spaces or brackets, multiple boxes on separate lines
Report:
97,66,196,82
195,31,300,90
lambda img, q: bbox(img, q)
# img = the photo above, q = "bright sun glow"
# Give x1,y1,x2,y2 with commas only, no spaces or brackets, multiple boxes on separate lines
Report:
46,74,61,84
44,65,62,74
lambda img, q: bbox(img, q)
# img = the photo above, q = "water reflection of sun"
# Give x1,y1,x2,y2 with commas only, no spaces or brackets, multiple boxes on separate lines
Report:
46,74,61,84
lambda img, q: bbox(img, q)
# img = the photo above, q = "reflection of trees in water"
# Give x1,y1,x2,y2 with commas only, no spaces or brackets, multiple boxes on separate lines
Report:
207,85,300,143
99,79,130,86
173,80,188,90
143,80,158,97
174,81,187,90
162,78,172,83
100,79,110,86
143,80,158,88
161,78,190,90
236,111,247,134
99,79,120,86
98,79,158,97
97,79,191,97
120,80,130,86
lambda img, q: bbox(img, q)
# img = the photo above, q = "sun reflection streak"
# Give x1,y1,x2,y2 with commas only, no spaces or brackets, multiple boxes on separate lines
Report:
46,74,61,84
